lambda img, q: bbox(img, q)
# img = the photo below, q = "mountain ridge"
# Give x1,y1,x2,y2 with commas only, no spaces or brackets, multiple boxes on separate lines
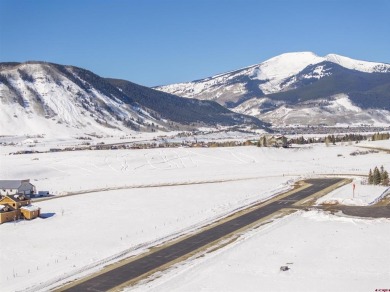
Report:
0,61,268,137
155,52,390,126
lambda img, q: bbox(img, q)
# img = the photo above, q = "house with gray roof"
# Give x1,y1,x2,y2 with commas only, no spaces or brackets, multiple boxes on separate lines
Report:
0,180,36,196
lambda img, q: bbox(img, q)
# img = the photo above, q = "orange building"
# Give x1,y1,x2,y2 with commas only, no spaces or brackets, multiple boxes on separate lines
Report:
0,194,40,224
0,204,18,224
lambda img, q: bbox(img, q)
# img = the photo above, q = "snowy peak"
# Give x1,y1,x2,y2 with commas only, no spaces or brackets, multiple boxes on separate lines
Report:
325,54,390,73
155,52,328,99
155,52,390,103
255,52,324,82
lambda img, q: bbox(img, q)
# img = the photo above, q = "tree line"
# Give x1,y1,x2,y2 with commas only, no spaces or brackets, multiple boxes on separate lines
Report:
287,132,389,145
371,132,390,141
288,133,367,145
368,165,389,186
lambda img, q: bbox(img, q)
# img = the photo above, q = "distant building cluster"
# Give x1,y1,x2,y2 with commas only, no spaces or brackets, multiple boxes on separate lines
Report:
0,180,40,224
9,139,254,155
258,135,289,148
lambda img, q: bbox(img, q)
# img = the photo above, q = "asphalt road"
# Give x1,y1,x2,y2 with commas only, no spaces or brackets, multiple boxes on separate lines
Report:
321,205,390,218
61,178,343,292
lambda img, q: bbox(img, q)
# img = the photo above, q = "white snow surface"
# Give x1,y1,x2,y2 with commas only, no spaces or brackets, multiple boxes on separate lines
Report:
326,53,390,73
20,205,40,212
317,177,390,206
328,94,361,112
0,138,389,291
256,52,325,93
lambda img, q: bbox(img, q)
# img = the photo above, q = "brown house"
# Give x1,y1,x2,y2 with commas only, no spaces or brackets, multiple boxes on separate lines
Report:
0,204,18,224
20,205,41,220
0,194,40,224
0,193,30,209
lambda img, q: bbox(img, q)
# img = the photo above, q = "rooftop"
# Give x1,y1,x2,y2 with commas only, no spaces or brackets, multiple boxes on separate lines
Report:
21,205,40,212
0,180,30,189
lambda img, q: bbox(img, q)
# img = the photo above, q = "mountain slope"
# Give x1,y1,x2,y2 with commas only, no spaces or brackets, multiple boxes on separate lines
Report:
0,62,267,137
267,62,390,106
155,52,390,126
154,52,326,105
106,78,266,128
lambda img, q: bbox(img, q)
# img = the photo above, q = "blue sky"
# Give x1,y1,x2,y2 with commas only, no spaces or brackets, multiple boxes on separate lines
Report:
1,0,389,86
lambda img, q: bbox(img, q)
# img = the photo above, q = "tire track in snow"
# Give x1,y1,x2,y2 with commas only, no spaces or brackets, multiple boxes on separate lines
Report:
220,149,251,164
33,175,298,202
104,155,120,173
184,149,245,164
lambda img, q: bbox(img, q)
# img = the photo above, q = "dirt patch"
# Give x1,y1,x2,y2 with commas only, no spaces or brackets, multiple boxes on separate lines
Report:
373,194,390,207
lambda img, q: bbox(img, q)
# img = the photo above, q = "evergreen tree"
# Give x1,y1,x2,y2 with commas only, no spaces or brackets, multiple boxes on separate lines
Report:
368,169,373,184
382,170,389,186
372,132,390,141
373,166,381,185
380,165,385,177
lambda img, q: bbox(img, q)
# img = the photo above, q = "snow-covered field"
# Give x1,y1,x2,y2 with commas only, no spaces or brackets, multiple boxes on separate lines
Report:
134,210,390,292
0,137,389,292
317,177,390,206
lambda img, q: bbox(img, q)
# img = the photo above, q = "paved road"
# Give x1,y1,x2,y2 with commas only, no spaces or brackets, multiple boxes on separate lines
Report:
61,178,343,292
321,205,390,218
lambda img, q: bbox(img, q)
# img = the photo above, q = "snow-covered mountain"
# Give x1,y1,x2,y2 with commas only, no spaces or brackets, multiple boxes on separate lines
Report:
0,62,266,137
155,52,390,126
0,62,149,137
236,94,390,127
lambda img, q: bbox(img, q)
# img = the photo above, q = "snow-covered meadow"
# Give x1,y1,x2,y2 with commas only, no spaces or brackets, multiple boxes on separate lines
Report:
0,136,389,291
133,210,390,292
317,180,389,206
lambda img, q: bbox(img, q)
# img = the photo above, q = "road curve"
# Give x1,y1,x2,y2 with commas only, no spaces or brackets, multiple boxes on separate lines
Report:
60,178,344,292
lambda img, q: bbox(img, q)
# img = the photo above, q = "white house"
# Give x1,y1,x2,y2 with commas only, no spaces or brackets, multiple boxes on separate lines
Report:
0,180,36,196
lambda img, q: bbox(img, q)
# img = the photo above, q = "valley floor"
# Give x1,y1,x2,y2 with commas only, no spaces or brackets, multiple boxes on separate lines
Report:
0,136,389,291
